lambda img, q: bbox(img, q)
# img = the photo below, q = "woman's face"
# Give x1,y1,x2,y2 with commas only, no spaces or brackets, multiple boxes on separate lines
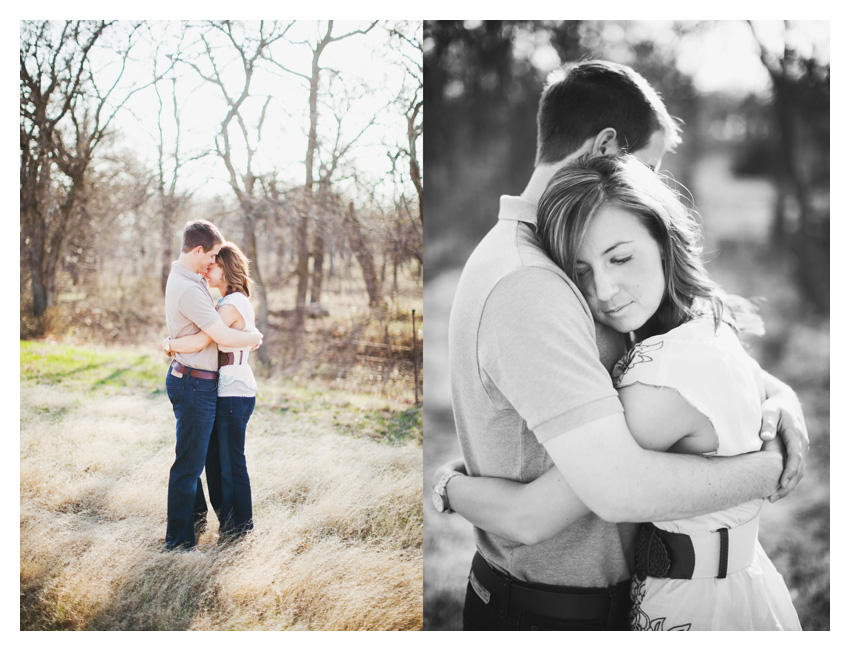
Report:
574,204,666,335
204,261,225,290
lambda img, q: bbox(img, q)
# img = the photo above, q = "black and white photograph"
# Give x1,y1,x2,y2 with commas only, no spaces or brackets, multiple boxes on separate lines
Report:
423,19,829,631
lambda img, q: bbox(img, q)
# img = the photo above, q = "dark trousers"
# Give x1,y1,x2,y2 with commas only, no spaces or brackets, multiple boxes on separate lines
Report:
462,552,631,631
164,370,218,549
206,396,255,539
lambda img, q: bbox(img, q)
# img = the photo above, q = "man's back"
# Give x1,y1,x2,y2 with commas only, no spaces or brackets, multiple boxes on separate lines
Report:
448,195,633,587
165,262,220,372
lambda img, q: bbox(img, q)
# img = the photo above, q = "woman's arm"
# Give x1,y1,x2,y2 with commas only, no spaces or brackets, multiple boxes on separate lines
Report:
167,332,213,354
442,465,591,545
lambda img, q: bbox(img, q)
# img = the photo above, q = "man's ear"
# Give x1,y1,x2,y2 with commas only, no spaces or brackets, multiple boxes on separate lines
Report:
592,128,619,155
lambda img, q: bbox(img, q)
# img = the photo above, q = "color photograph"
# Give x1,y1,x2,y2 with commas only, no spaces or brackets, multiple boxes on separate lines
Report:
21,19,423,631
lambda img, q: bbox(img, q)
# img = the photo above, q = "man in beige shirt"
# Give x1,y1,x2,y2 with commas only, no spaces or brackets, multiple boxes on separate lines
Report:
163,220,262,550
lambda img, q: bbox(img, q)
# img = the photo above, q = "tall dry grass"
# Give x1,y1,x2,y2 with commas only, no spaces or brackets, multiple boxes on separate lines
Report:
20,347,422,630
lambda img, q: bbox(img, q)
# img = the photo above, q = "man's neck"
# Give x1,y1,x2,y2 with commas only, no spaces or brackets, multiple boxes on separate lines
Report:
519,163,561,206
520,142,594,205
176,254,199,275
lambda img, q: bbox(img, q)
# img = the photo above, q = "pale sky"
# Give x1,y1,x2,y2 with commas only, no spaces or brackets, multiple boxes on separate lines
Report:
102,20,420,204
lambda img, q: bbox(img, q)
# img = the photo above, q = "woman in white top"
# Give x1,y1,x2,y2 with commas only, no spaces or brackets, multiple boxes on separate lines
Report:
168,242,257,541
436,155,801,630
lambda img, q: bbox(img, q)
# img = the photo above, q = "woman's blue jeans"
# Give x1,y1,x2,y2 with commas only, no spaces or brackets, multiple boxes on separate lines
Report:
164,370,217,549
206,396,255,539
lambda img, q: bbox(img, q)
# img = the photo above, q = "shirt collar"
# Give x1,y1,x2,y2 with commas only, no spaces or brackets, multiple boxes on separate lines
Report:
497,195,538,227
172,260,205,282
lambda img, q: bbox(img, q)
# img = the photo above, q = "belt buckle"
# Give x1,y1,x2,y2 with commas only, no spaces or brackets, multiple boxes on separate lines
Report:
635,524,671,580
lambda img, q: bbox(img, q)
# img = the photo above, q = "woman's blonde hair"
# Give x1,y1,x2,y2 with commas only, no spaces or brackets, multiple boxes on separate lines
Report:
215,241,251,297
537,154,762,337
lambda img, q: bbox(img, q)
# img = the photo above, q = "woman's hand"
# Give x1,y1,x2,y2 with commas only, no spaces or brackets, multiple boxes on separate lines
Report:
162,337,175,357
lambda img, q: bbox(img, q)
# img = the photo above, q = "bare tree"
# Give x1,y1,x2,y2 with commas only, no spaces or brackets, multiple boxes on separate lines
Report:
265,20,378,329
20,21,169,328
179,20,293,363
747,20,830,313
153,75,194,294
342,202,385,308
387,22,423,227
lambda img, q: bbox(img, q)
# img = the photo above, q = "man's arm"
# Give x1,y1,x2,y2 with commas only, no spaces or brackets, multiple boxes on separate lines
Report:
542,411,782,523
443,465,590,545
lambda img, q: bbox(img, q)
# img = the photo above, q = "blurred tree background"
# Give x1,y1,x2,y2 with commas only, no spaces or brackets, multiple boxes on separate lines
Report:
423,20,829,630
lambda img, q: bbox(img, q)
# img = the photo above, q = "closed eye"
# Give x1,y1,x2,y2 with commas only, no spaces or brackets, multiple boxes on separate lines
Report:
612,255,633,265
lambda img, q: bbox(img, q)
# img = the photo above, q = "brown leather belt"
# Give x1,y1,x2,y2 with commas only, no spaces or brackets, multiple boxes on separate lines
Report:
170,361,218,380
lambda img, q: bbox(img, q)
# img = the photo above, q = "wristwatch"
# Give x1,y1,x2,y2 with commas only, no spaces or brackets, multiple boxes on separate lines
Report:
164,338,173,355
433,470,464,514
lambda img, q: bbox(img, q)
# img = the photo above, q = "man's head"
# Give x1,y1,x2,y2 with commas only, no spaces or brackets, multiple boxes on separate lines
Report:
181,219,224,275
535,60,681,170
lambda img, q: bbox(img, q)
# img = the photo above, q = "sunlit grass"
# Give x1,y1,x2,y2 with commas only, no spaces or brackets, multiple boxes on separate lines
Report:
20,340,164,393
21,342,423,630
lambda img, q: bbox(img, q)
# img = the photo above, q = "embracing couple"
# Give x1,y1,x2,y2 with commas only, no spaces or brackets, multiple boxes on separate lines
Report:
432,60,809,630
162,219,262,551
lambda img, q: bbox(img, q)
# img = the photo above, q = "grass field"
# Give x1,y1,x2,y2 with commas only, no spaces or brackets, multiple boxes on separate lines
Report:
20,340,423,630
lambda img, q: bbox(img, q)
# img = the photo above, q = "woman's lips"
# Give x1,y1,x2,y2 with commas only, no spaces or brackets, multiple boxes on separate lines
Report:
603,302,631,315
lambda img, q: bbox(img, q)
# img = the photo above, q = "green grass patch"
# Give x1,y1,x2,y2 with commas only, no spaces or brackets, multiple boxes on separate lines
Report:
332,407,423,446
20,341,165,394
255,383,422,446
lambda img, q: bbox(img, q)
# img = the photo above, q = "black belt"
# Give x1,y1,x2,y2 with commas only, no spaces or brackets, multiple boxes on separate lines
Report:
469,552,630,625
170,361,218,380
635,522,733,580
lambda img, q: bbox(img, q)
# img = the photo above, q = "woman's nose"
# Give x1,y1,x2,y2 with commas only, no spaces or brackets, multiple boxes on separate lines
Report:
594,272,618,302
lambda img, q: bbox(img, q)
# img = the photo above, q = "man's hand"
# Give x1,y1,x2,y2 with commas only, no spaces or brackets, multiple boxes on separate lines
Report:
432,457,467,490
759,394,809,502
250,330,264,351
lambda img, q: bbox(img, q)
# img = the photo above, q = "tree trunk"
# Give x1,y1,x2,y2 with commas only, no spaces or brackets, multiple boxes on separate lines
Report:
241,210,270,365
342,202,384,308
161,198,174,294
293,208,310,331
310,186,328,305
310,222,325,305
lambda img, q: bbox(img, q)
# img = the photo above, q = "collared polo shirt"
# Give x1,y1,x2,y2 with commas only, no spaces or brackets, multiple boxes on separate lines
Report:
165,261,222,372
448,195,634,587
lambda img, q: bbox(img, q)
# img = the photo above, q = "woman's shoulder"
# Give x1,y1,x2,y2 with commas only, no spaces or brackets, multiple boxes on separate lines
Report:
219,292,252,308
613,317,738,387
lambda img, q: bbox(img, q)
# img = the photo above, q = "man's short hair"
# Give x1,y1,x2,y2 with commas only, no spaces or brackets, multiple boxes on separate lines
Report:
536,60,682,165
182,220,223,253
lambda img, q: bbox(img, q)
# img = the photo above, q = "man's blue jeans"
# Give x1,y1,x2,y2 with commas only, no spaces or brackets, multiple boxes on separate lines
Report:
165,369,218,549
206,396,255,539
